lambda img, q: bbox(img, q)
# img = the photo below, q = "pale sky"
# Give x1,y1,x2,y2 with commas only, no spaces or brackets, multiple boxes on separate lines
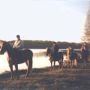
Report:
0,0,89,42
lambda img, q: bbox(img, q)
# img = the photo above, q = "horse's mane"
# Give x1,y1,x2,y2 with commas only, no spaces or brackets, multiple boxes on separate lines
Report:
3,41,13,50
1,41,15,57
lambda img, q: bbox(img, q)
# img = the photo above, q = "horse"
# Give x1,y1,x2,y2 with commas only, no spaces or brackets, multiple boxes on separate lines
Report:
0,41,33,79
80,48,89,64
66,47,79,68
46,47,63,70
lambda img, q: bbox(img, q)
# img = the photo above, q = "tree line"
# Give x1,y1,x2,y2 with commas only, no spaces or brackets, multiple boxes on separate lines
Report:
9,40,82,49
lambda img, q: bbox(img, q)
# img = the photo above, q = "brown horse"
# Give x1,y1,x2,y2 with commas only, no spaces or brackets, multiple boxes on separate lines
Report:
46,47,63,70
80,47,89,63
0,41,33,79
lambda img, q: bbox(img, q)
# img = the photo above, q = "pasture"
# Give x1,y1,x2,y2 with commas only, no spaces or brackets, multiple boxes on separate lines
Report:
0,65,90,90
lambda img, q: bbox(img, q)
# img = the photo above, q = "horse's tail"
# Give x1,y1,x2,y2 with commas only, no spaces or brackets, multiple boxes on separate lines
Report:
29,50,33,72
26,50,33,76
29,50,33,61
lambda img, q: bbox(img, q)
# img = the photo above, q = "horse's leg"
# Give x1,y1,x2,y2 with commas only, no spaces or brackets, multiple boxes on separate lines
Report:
73,60,74,67
50,61,53,71
26,60,32,77
74,59,77,67
83,58,87,68
7,54,14,79
70,60,72,68
25,60,29,66
9,64,13,79
71,60,74,68
53,60,55,69
15,64,19,79
59,60,63,69
81,58,84,69
58,60,61,69
62,59,63,69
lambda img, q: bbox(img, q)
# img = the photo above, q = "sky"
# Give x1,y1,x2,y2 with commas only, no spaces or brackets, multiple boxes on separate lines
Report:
0,0,90,42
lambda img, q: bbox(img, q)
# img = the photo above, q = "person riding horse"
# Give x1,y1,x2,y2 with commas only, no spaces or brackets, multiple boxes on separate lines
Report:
13,35,23,50
69,47,76,60
66,46,78,67
51,42,59,59
80,43,89,63
0,40,33,79
46,42,63,70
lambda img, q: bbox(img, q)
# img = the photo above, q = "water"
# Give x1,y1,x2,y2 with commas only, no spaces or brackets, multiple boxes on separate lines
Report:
0,49,51,74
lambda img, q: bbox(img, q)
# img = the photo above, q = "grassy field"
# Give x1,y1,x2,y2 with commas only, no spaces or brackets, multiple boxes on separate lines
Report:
0,65,90,90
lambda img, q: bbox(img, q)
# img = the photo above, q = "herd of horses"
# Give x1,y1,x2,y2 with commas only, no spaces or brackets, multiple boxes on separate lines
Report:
0,41,89,79
46,46,90,70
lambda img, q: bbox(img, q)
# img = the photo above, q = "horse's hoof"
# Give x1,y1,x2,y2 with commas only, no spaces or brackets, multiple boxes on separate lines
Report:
25,76,28,78
16,76,20,80
25,74,30,77
25,75,30,79
10,77,14,80
50,68,52,71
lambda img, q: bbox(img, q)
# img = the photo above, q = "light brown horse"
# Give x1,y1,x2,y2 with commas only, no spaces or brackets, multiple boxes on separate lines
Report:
66,47,78,67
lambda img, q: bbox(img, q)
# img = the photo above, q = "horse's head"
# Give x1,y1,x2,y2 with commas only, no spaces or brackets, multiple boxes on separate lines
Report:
0,41,7,54
0,41,13,55
46,47,51,56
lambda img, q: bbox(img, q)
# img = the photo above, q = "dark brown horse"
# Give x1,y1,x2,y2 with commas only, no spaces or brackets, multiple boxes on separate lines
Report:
80,48,89,63
0,41,33,79
46,47,63,70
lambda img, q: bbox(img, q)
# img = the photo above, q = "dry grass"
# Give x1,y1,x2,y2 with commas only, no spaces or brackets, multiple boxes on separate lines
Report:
0,65,90,90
